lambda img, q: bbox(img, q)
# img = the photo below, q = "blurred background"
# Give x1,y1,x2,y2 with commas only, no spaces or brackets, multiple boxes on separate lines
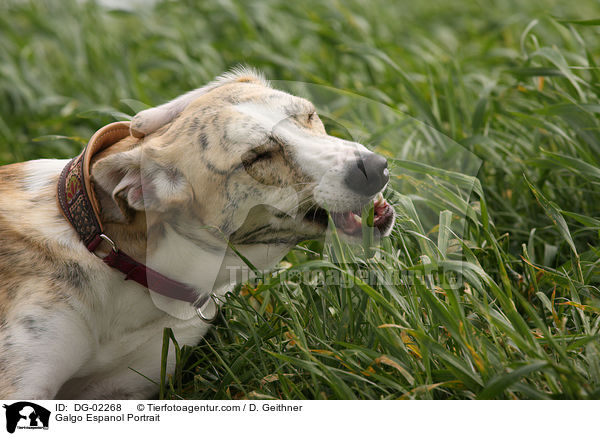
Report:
1,0,598,159
2,0,600,399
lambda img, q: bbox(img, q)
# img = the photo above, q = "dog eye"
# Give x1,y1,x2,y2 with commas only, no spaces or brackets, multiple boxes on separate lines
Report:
242,150,273,167
307,112,316,122
252,151,272,163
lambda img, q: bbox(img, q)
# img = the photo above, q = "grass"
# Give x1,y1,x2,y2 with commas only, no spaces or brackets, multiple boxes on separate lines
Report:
1,0,600,399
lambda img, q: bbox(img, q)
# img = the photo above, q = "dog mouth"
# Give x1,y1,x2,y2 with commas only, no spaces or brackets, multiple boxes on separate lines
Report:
305,193,395,237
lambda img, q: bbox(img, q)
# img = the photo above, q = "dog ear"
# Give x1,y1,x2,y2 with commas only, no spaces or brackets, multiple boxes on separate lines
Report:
130,88,208,138
92,146,193,218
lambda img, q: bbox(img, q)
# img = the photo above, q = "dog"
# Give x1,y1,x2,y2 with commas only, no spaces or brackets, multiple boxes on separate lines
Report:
0,68,395,399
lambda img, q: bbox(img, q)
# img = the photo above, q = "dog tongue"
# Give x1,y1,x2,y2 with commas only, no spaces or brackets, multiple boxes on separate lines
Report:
331,197,392,235
332,211,363,235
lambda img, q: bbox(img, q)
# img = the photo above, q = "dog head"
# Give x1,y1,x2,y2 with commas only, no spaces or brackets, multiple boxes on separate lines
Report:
92,68,395,251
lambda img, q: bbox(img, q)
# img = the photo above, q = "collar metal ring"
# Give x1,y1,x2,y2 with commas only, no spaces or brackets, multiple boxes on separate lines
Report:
195,293,220,323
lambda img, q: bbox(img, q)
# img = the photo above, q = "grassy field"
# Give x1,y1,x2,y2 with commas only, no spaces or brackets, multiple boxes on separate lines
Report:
2,0,600,399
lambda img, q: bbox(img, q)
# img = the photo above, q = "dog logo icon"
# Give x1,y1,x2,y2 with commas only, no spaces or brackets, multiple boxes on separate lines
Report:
2,402,50,433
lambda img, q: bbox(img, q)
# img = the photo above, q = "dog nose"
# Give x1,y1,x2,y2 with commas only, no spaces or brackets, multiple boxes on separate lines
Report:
344,152,390,196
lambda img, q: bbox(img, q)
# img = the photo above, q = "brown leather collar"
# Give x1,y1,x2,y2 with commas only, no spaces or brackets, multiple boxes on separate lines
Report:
57,122,212,314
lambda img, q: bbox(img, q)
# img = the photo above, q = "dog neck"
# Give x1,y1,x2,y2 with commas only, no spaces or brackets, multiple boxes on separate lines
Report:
56,122,214,317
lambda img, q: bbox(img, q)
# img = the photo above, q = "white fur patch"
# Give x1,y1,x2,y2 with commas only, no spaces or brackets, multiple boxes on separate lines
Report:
23,159,68,191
